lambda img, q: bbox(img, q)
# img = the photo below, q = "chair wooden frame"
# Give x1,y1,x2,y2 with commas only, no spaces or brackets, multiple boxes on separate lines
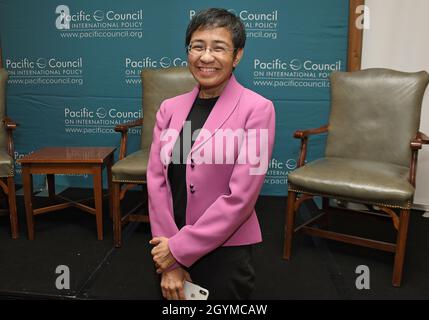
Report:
283,126,429,287
0,117,18,239
112,118,149,248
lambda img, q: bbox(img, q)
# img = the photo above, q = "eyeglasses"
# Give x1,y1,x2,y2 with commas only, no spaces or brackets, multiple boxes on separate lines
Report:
186,43,235,57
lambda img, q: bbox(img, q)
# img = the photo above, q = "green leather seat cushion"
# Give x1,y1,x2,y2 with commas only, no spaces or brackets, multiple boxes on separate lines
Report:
288,157,414,208
112,150,148,183
0,150,13,177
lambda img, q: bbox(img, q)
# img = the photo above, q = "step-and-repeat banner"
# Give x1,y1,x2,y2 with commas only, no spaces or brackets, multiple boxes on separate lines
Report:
0,0,349,195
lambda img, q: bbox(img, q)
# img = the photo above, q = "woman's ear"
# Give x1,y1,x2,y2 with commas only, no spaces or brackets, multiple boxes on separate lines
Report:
233,48,244,68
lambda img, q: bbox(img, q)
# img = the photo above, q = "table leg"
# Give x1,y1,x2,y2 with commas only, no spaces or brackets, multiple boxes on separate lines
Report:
22,166,35,240
47,174,55,200
93,165,103,240
112,182,122,247
107,155,113,219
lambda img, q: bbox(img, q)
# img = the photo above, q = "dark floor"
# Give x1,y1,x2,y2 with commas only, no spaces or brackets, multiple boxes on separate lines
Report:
0,188,428,300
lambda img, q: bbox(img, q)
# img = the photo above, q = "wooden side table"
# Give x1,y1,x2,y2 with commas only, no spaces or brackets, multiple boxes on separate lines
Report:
18,147,116,240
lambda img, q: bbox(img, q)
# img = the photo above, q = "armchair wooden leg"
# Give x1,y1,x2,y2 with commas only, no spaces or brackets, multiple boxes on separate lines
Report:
392,209,410,287
7,176,18,239
107,156,114,219
322,197,329,210
283,191,297,260
320,197,330,227
47,174,55,200
112,182,122,248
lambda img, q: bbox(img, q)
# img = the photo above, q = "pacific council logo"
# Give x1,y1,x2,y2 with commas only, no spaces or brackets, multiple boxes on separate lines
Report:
93,10,105,22
96,107,107,119
36,58,47,69
159,57,172,68
289,59,302,71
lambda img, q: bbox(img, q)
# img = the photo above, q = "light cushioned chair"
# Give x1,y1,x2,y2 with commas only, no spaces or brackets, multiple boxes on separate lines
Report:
0,68,18,239
111,67,196,247
283,68,429,287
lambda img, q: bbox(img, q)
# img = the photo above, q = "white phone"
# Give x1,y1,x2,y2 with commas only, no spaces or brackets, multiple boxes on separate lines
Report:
184,281,209,300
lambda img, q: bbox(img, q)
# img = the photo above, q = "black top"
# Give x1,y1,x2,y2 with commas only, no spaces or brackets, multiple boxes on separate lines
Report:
168,96,219,229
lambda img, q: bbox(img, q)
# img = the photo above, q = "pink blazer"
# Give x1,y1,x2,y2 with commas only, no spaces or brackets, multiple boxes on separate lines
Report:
147,74,276,268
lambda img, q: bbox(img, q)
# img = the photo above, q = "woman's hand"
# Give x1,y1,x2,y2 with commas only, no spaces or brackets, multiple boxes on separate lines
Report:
150,236,177,273
161,268,192,300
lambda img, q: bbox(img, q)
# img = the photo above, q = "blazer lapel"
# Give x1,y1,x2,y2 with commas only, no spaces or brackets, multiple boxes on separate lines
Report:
168,85,199,148
190,74,244,153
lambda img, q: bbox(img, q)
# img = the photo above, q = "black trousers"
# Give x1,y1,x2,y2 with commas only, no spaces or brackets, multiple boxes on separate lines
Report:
184,245,255,300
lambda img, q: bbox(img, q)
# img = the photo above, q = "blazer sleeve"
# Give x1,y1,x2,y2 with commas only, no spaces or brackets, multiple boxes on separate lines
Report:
147,100,180,240
168,100,276,267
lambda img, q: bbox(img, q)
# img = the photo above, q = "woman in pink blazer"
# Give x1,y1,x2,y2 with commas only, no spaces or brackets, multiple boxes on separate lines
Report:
148,8,276,300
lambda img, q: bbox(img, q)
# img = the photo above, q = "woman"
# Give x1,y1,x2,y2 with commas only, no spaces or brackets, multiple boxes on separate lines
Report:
147,8,276,300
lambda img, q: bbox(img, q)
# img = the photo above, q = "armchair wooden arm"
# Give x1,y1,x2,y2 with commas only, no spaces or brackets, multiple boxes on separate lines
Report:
419,131,429,144
294,125,329,139
293,125,329,167
114,118,143,133
3,117,18,158
114,118,143,160
411,131,429,150
410,131,429,187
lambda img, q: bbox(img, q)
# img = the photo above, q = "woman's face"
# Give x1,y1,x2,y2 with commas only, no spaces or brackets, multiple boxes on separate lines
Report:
188,27,243,97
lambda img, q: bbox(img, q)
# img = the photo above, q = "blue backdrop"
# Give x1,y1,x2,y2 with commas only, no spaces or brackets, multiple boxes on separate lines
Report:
0,0,349,195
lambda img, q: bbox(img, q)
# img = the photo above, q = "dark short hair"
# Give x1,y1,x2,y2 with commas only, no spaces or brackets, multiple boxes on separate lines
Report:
185,8,246,51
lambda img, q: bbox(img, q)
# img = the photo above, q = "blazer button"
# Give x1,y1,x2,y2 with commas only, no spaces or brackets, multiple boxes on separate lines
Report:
191,158,194,163
163,165,167,169
190,184,194,189
190,189,195,194
191,164,195,168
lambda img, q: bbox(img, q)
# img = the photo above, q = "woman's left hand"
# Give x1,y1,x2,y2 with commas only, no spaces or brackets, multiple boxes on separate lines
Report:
150,236,177,273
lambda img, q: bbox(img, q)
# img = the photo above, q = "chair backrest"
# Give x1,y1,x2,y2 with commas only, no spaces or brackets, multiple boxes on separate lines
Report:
325,68,429,167
0,68,8,150
140,67,196,152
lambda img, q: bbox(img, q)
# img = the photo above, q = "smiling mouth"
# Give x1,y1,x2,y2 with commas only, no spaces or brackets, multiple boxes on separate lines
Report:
198,67,218,74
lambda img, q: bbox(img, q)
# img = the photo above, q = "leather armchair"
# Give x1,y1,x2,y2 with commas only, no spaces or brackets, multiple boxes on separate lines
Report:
111,67,196,247
283,68,429,287
0,68,18,238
